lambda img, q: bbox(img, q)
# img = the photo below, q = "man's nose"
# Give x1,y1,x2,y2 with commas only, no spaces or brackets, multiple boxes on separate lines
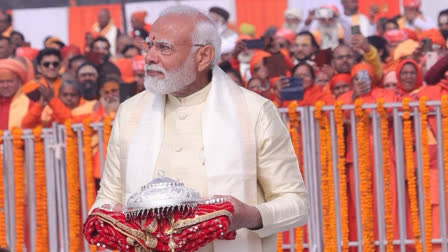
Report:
144,46,159,64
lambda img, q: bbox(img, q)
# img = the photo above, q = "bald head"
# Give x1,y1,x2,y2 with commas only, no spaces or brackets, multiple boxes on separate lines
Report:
98,9,111,29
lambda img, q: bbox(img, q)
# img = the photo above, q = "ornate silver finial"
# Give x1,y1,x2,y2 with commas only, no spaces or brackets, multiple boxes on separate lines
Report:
123,175,201,219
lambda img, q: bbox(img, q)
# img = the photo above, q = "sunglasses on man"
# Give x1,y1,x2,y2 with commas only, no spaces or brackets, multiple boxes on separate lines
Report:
42,61,60,68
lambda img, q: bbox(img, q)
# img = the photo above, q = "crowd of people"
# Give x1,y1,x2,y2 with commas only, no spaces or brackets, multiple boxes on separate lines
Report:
1,0,448,249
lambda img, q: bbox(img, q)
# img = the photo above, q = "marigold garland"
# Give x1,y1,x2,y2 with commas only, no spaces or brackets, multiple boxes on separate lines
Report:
82,119,97,210
418,97,432,252
287,101,304,251
334,101,349,252
32,126,49,252
315,101,337,251
276,232,283,252
441,95,448,216
103,116,113,149
0,130,6,247
402,98,422,251
12,127,25,252
376,99,393,252
354,99,374,252
64,120,83,252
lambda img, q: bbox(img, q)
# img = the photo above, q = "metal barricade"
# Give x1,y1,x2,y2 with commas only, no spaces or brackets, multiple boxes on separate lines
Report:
0,100,447,251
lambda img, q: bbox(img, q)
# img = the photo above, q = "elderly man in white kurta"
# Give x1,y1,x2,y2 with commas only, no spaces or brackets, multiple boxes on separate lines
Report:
90,5,309,252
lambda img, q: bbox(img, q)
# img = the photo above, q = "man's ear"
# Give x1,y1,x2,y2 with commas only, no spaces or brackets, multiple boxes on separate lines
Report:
196,45,215,72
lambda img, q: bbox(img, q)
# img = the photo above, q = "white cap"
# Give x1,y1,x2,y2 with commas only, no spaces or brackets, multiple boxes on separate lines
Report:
284,8,303,20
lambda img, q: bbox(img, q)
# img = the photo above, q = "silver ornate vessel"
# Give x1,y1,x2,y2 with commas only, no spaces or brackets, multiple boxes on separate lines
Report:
123,175,201,219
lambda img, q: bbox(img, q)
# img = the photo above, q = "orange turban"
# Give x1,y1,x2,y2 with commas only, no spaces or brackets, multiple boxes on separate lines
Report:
395,59,423,92
419,29,446,48
350,63,375,82
132,11,147,25
274,28,295,44
0,59,28,84
114,58,134,83
393,39,419,60
61,44,81,59
15,47,39,60
249,50,271,76
403,0,420,8
383,29,408,44
329,73,351,90
132,55,145,72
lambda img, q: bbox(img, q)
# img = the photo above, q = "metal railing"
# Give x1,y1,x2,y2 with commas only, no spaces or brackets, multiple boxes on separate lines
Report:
1,100,448,251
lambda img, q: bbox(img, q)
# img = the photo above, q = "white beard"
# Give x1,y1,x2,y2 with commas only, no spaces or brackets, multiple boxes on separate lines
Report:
144,52,196,95
318,23,340,50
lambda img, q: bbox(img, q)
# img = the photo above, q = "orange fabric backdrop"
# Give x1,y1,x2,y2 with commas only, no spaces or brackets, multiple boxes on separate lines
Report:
68,4,122,51
235,0,287,37
359,0,400,20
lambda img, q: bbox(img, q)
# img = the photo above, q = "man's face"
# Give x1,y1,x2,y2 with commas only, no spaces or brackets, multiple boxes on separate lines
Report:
98,10,110,28
70,59,87,76
332,46,355,73
92,41,110,60
134,70,145,92
399,63,418,92
439,14,448,35
58,85,80,109
292,35,315,61
385,22,399,32
252,60,269,80
332,81,351,98
77,65,98,83
144,15,199,95
100,81,119,102
124,47,139,58
0,70,20,98
0,13,9,33
38,55,61,79
293,65,314,89
0,39,10,59
404,7,419,22
315,71,330,86
341,0,358,15
383,71,398,91
10,34,24,48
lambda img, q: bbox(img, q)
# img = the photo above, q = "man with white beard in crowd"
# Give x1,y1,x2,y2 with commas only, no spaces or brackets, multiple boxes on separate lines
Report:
312,5,345,50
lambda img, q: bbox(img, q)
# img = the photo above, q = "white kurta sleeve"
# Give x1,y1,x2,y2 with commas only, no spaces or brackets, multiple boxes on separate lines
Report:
89,107,123,213
253,101,310,238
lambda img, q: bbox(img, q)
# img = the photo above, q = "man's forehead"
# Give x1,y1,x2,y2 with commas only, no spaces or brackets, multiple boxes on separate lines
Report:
334,46,352,55
150,15,194,41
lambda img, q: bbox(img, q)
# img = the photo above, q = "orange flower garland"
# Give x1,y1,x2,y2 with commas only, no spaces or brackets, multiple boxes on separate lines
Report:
276,232,283,252
82,119,96,210
441,95,448,213
402,98,422,251
334,101,349,252
0,130,6,247
354,99,374,252
315,101,337,251
33,127,49,252
64,120,83,252
287,101,304,251
103,116,113,149
12,127,25,252
418,97,432,251
376,99,393,252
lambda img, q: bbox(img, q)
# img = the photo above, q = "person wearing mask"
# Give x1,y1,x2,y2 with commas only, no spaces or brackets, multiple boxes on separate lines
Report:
91,8,120,57
0,58,30,130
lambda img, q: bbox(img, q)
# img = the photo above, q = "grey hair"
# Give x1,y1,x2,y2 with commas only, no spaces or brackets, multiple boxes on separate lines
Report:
159,5,222,67
59,79,82,96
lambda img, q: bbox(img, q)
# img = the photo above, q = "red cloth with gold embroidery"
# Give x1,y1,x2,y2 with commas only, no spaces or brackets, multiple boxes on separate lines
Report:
83,202,236,251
